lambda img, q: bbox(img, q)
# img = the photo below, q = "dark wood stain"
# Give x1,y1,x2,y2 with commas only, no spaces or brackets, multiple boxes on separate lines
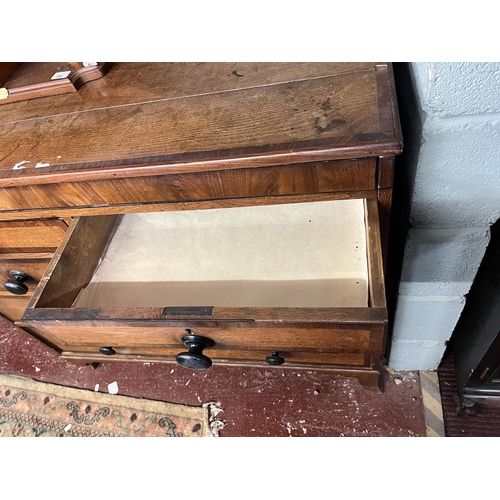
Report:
314,117,347,134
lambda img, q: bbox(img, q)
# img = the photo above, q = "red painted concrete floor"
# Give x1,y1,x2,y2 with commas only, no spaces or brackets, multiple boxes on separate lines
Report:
0,316,426,437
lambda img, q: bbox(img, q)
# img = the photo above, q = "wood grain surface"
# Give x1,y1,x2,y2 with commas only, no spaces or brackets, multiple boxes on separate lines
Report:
0,219,67,252
59,345,369,367
0,159,376,212
28,215,118,310
27,321,370,350
0,63,379,122
0,294,34,322
0,63,401,181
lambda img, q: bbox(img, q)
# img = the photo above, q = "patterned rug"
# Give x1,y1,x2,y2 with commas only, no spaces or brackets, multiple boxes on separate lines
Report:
0,373,223,437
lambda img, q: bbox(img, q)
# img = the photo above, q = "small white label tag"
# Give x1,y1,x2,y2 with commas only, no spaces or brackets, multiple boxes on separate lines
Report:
82,62,98,67
51,70,71,80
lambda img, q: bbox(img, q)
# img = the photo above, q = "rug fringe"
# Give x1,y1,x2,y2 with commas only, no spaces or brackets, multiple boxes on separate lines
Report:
203,401,225,437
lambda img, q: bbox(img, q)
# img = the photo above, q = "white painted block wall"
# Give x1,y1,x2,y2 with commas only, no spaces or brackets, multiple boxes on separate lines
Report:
389,62,500,371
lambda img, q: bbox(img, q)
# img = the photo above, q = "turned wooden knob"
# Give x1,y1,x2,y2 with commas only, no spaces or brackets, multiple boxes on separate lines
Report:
3,270,32,295
266,351,285,365
176,332,215,370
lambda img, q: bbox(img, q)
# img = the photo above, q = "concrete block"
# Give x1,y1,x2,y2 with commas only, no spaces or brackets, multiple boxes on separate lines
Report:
387,62,500,372
391,295,465,343
398,227,490,296
410,62,500,117
389,339,447,371
410,117,500,227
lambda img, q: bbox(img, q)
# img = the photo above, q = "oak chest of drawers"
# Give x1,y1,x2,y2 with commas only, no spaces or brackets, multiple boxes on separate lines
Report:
0,62,402,390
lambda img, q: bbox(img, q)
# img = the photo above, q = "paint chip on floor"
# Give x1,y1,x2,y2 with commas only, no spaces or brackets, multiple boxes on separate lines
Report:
108,381,119,394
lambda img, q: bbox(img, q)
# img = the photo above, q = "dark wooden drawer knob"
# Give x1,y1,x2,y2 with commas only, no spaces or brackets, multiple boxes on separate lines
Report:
3,270,32,295
176,332,215,370
266,351,285,365
99,346,116,356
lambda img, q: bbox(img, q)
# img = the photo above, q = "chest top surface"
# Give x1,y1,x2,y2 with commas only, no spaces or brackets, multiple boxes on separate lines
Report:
0,62,402,188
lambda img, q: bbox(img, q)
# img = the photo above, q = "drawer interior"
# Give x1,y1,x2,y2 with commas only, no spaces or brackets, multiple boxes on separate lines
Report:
66,200,369,309
27,198,385,314
21,198,386,372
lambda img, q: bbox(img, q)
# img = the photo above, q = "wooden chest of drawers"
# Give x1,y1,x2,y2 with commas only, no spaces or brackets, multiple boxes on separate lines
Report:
0,62,402,390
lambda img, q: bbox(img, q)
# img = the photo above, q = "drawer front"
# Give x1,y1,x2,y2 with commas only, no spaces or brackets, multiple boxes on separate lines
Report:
0,218,67,320
1,257,51,286
0,257,51,321
60,346,370,368
24,320,383,370
0,219,68,253
0,295,33,322
28,322,372,352
0,160,376,213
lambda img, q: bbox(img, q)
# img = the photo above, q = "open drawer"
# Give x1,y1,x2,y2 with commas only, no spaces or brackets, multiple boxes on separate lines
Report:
21,197,387,385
